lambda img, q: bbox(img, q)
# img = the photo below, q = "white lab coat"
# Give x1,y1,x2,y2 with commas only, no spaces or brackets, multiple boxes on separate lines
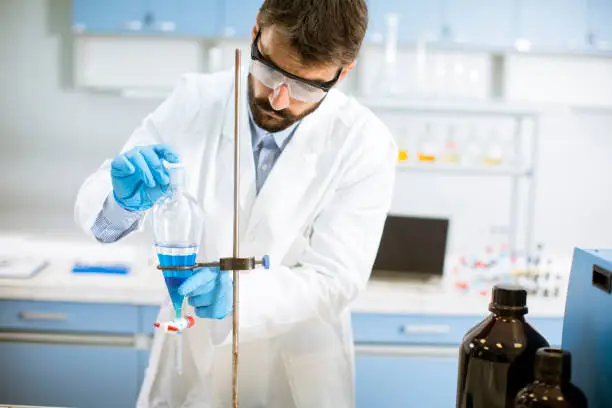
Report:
74,69,397,408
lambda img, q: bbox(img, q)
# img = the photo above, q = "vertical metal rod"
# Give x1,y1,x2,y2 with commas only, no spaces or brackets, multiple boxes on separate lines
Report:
232,48,241,408
525,116,539,258
509,116,523,256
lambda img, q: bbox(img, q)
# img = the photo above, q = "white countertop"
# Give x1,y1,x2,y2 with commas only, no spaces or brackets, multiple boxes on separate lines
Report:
0,234,567,317
351,278,566,317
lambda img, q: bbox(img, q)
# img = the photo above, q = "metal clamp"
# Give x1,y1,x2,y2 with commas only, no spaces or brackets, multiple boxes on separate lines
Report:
156,255,270,272
218,256,270,271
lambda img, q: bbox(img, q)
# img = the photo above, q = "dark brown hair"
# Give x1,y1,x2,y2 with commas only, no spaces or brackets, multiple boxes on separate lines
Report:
257,0,368,67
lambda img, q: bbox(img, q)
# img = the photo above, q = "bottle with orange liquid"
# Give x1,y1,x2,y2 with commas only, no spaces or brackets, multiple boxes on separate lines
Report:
417,122,438,162
397,124,409,162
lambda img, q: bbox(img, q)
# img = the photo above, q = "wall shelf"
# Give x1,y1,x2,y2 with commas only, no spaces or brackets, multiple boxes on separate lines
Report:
396,162,532,177
357,97,567,117
371,99,541,258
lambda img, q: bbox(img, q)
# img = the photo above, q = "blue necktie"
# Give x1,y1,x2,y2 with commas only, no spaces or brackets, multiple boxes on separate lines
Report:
255,134,280,193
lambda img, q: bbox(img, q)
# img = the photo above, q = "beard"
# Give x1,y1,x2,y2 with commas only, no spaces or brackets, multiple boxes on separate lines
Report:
247,74,322,133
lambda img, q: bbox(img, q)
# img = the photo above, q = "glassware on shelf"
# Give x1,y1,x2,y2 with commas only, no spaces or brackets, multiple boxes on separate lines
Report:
448,57,468,100
398,147,408,162
467,68,482,100
397,124,409,162
376,13,400,96
501,123,518,167
461,124,483,166
431,54,448,100
414,40,429,99
416,122,439,162
440,124,460,163
482,128,504,166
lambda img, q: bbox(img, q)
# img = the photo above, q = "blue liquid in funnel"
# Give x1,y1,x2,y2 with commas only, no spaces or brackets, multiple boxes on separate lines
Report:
156,244,198,319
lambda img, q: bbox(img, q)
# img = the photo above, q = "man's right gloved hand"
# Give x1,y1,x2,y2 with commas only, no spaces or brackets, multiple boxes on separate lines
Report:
110,144,180,212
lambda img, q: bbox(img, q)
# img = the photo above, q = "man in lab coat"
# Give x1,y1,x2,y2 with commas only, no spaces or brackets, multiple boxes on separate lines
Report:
74,0,397,407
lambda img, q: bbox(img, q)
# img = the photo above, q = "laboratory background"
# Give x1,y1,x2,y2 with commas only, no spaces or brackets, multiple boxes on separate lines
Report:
1,0,611,407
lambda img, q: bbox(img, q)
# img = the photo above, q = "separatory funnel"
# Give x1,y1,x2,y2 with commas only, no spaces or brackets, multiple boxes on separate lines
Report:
152,163,204,374
153,163,204,320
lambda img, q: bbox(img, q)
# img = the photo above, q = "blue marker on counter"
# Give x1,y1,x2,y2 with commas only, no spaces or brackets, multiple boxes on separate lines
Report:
72,263,130,275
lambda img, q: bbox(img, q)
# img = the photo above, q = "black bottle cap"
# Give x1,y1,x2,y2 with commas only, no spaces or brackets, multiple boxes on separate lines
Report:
489,284,528,314
534,348,571,383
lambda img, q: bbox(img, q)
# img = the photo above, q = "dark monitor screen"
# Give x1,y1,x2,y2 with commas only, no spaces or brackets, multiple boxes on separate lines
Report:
372,215,449,276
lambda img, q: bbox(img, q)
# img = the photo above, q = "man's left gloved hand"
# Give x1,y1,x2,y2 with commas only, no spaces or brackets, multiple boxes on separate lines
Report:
178,267,232,320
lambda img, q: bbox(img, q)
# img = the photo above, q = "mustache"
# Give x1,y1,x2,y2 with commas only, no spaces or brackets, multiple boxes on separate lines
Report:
253,97,294,120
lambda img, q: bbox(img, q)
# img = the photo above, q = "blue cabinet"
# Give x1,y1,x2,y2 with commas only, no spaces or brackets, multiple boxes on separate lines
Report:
72,0,220,36
0,341,139,408
355,349,458,408
0,300,147,408
69,0,608,55
352,312,563,407
366,0,444,44
0,298,564,408
586,0,612,50
0,299,139,334
441,0,516,49
72,0,149,34
352,313,480,345
141,305,161,334
352,312,563,347
220,0,262,38
69,0,605,55
138,307,160,389
148,0,220,36
516,0,588,51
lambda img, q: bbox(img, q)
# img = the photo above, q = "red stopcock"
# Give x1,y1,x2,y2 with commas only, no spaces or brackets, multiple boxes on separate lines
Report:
154,315,195,333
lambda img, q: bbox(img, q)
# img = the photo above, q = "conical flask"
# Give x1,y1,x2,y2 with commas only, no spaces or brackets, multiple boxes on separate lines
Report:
152,163,204,320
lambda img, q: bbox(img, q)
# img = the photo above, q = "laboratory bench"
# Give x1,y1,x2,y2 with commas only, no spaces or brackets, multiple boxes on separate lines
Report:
0,238,566,408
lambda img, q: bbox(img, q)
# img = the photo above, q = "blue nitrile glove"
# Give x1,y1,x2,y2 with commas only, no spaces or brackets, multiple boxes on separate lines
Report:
178,267,233,320
110,144,180,212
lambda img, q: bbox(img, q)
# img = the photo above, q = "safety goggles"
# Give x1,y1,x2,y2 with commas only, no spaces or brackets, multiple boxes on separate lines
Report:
250,29,342,103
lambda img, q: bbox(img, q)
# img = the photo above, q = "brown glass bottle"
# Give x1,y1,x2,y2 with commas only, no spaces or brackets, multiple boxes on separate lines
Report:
514,348,588,407
456,284,550,408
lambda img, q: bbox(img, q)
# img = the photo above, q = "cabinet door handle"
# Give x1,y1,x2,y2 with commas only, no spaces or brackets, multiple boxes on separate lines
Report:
19,312,68,321
399,324,451,335
0,331,135,347
124,20,143,31
154,21,176,32
355,344,458,357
